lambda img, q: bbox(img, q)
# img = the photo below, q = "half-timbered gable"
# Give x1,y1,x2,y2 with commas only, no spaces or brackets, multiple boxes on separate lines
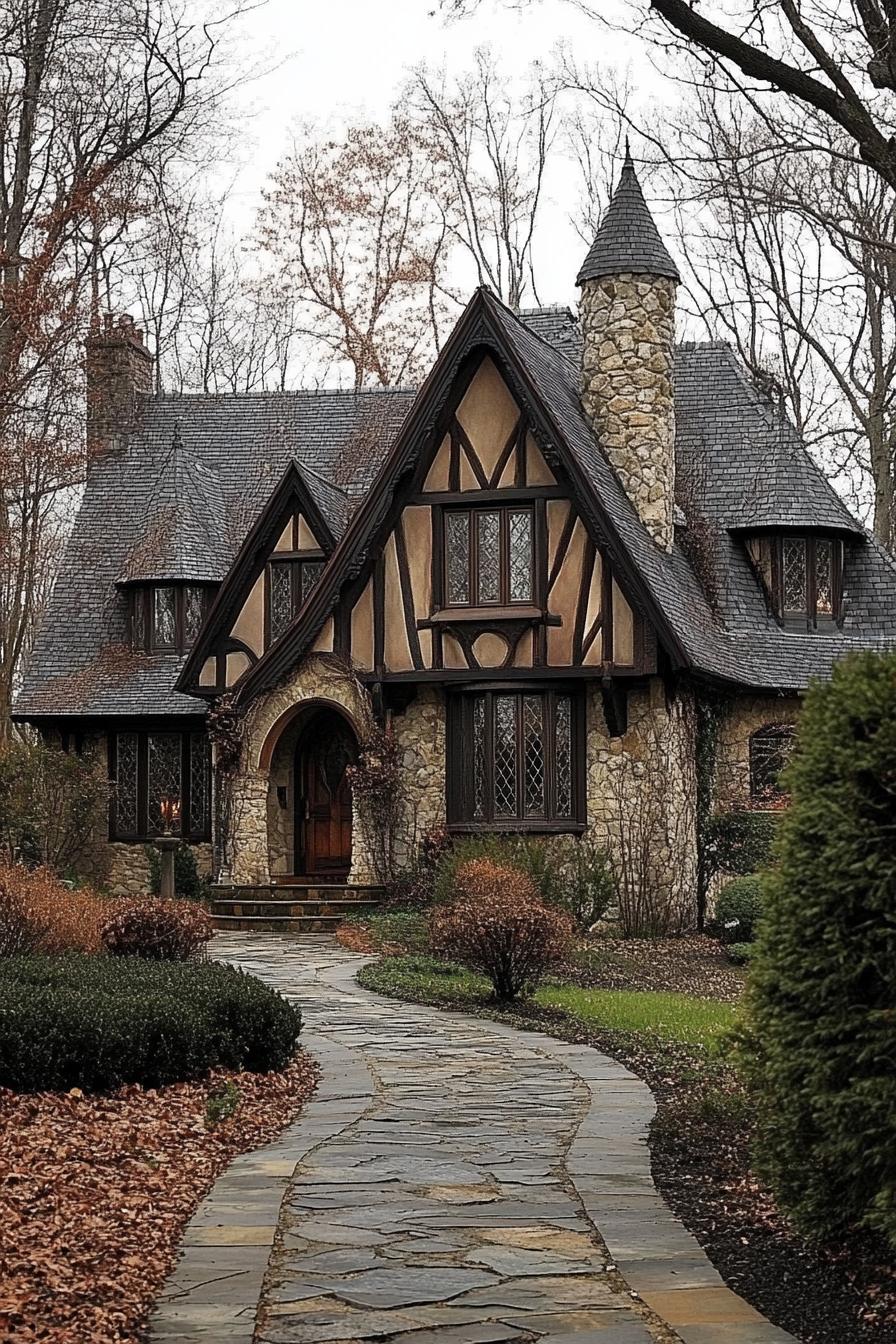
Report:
179,461,346,696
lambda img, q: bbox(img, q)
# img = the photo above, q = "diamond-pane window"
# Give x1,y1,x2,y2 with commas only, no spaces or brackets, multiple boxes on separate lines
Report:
815,540,833,615
453,692,579,827
522,695,545,816
493,696,518,816
301,560,324,604
473,696,487,819
750,724,796,804
115,733,139,836
269,562,294,641
184,586,206,645
477,512,501,604
555,696,573,818
146,733,182,836
509,512,532,602
189,734,211,836
782,539,806,614
153,587,176,647
446,512,470,605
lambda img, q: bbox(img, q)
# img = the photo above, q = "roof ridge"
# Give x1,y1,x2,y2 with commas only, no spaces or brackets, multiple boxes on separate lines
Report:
141,386,420,403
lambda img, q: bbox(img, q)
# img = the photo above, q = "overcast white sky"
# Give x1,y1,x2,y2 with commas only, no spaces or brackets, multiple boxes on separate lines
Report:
220,0,660,309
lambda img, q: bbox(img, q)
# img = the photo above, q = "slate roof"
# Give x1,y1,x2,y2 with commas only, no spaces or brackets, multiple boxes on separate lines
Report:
577,151,680,284
15,290,896,720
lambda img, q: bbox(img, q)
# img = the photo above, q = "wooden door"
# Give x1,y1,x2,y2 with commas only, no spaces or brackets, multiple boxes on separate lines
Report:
295,713,354,878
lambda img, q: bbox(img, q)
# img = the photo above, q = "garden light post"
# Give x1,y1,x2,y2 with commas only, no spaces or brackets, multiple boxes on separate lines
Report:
157,796,181,899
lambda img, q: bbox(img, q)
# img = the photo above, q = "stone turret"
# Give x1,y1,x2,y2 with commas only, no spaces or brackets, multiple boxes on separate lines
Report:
577,150,679,551
85,312,153,470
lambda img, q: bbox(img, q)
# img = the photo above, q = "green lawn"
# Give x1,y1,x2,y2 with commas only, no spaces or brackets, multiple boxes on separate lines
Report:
359,955,735,1048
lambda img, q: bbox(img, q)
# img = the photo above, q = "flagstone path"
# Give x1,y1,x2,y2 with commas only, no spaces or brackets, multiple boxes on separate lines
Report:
149,934,795,1344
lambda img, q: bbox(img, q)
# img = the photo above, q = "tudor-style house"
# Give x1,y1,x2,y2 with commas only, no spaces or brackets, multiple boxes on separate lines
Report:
15,154,896,919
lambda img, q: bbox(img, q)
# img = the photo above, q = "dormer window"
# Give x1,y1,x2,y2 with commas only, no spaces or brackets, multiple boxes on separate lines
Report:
267,557,324,644
746,535,842,629
130,584,214,653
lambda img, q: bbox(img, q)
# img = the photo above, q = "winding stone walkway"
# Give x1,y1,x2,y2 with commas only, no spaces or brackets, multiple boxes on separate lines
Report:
149,935,795,1344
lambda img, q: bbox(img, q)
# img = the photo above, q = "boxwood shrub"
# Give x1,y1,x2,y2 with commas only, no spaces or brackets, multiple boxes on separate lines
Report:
714,875,765,944
0,955,302,1093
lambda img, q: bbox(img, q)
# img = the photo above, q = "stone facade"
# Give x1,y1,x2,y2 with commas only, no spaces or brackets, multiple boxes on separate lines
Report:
714,693,802,811
580,273,676,551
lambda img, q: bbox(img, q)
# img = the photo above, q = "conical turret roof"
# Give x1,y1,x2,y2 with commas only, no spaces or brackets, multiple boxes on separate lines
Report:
577,147,680,285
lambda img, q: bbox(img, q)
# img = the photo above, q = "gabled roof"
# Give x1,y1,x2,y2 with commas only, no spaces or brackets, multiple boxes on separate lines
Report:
577,150,680,284
176,460,342,693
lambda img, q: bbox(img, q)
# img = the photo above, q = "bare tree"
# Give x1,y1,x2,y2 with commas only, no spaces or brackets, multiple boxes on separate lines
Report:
409,50,556,310
255,117,453,388
0,0,248,736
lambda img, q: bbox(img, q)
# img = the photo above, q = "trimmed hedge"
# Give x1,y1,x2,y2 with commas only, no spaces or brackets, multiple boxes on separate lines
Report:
742,651,896,1248
714,875,765,944
0,955,302,1093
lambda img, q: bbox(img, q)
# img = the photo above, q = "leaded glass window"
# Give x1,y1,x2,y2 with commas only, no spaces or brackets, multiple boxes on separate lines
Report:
184,586,206,645
446,512,470,604
750,724,797,804
301,560,324,604
111,731,212,841
782,539,805,615
189,733,211,836
147,733,182,835
443,506,534,607
815,539,833,616
114,732,139,836
269,562,294,641
452,691,580,827
153,587,176,647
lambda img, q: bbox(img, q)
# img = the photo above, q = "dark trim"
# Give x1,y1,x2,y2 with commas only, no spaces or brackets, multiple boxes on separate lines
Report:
414,486,566,505
488,415,522,489
358,666,651,684
372,551,385,674
109,727,211,843
176,461,340,693
455,420,489,489
394,516,423,671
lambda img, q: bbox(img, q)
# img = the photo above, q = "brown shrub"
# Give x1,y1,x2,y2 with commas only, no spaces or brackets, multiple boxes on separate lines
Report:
0,863,106,956
101,897,212,961
429,858,574,1000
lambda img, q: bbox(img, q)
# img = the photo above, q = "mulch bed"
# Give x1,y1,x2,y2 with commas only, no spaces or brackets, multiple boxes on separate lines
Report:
558,934,746,1002
0,1052,319,1344
360,959,896,1344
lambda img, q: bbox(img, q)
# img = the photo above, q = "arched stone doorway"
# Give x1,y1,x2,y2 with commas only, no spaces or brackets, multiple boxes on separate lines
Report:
265,703,358,879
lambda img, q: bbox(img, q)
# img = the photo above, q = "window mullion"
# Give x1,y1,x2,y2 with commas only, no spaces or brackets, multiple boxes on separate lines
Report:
137,736,149,838
180,733,189,839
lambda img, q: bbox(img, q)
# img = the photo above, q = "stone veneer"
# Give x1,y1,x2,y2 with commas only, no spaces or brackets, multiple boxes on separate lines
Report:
580,273,677,551
714,693,802,810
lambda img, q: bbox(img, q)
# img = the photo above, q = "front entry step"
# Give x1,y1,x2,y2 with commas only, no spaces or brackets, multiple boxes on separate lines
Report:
210,883,383,934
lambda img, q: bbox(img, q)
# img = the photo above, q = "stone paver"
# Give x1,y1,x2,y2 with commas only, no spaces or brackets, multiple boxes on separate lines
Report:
150,935,796,1344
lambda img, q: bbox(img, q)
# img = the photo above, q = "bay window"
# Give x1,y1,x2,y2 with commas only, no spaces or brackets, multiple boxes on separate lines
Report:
447,689,583,829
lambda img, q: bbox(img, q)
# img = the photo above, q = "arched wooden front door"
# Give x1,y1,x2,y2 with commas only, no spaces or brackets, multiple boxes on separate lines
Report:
294,710,354,878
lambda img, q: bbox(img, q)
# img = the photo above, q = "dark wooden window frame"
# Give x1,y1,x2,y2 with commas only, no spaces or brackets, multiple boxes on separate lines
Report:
750,535,844,629
130,584,215,654
442,503,536,609
265,551,326,648
749,723,797,806
109,730,211,842
446,685,585,832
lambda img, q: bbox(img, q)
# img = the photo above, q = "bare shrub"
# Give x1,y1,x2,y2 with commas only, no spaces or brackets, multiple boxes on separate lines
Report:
0,863,105,956
429,859,574,1000
101,897,212,961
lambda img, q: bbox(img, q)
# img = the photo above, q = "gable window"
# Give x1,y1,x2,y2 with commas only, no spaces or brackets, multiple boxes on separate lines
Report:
444,506,534,607
447,689,583,829
131,585,213,653
267,558,324,644
111,730,211,840
749,723,797,806
746,535,842,628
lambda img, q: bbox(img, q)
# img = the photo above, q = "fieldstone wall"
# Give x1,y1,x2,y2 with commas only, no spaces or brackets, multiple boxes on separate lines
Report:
715,694,802,810
580,273,676,551
581,678,698,929
389,686,446,868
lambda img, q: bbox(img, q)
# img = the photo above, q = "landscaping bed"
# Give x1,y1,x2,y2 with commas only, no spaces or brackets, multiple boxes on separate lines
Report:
0,1052,318,1343
359,954,896,1344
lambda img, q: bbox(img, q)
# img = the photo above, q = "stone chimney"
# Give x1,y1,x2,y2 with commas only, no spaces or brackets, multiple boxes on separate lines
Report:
85,312,153,468
577,150,679,551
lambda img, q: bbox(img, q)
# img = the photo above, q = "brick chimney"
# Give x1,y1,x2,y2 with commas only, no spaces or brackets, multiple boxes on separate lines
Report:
85,312,153,468
577,150,679,551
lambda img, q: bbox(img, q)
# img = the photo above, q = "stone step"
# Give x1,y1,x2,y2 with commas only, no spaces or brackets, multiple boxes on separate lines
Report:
211,913,349,934
212,898,380,920
214,884,382,904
